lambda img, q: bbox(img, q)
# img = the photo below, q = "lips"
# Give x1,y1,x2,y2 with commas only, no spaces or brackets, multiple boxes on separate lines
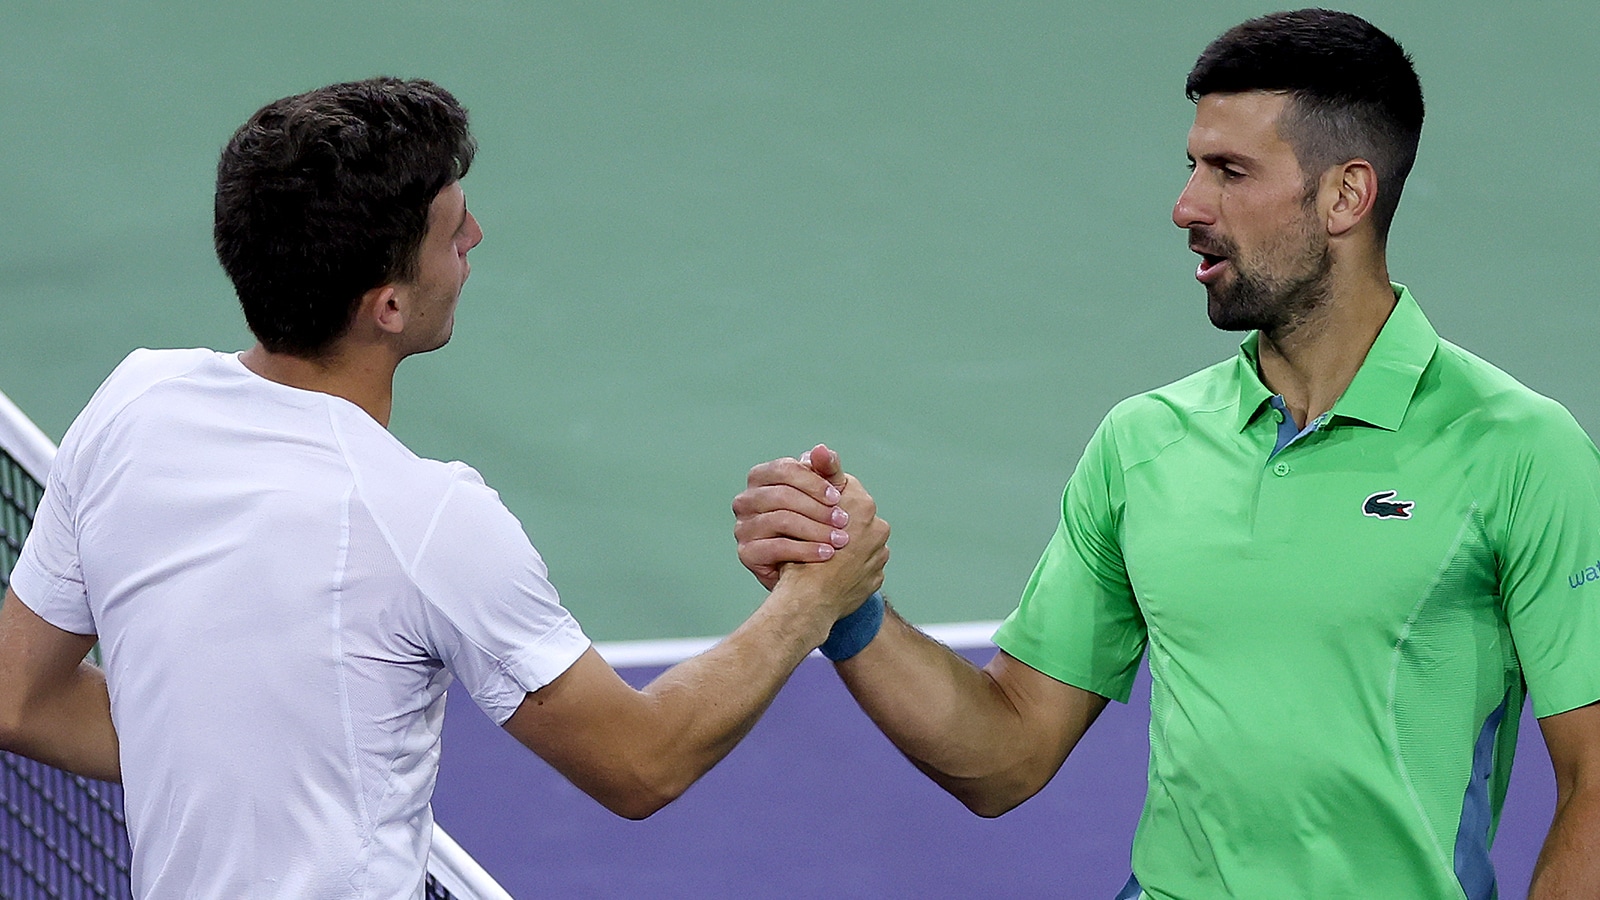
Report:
1191,245,1230,284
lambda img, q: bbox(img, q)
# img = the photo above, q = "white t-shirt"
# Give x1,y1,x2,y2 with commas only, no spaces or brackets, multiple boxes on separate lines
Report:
12,348,591,899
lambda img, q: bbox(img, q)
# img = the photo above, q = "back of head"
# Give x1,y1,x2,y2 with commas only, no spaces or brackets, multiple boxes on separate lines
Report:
214,77,476,357
1186,9,1424,238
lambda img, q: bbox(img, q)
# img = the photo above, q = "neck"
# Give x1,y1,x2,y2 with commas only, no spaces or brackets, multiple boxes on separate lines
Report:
1255,260,1396,429
239,342,400,428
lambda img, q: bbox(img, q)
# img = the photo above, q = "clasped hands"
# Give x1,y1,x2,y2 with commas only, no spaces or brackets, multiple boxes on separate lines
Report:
732,444,890,623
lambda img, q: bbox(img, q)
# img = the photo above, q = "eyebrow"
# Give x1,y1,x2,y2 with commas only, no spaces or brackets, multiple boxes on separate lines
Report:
1188,151,1258,169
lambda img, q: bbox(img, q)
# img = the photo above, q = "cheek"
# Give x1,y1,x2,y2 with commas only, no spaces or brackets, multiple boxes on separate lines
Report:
1232,195,1312,253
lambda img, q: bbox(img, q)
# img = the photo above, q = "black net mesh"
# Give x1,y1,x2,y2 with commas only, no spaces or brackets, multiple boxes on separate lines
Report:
0,445,461,899
0,447,43,594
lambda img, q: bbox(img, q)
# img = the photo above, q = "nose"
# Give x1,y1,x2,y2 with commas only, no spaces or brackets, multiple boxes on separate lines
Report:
1172,171,1215,231
463,210,484,252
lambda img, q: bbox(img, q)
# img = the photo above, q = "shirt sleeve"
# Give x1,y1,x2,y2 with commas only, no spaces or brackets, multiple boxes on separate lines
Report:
9,347,212,635
10,450,95,636
410,471,592,725
993,412,1146,702
1499,406,1600,718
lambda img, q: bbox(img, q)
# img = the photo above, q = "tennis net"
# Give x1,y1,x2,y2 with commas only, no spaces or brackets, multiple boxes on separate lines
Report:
0,386,510,900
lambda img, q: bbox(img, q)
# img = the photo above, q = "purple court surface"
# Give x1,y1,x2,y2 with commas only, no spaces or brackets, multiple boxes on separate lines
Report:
433,647,1556,899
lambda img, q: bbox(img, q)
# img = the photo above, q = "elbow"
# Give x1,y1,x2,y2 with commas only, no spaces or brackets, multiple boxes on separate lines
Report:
606,791,674,821
532,726,704,819
937,765,1049,819
595,759,695,821
960,792,1026,819
601,776,681,820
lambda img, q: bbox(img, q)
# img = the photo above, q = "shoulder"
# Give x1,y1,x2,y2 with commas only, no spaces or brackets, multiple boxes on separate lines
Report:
338,418,506,558
1425,340,1592,454
108,346,216,379
336,414,486,500
1110,356,1239,422
57,348,221,457
1097,356,1240,467
87,348,217,413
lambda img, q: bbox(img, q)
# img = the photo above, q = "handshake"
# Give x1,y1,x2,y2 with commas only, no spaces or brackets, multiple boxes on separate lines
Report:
500,438,1078,828
731,443,893,654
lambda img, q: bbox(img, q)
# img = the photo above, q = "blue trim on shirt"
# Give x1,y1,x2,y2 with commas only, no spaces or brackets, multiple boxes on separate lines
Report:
1268,395,1330,457
1113,873,1142,899
1453,692,1510,900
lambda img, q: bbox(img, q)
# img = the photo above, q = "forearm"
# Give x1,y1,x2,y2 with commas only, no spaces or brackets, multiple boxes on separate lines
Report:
517,579,837,819
0,659,120,782
835,604,1086,816
630,582,833,798
1528,785,1600,898
0,591,120,782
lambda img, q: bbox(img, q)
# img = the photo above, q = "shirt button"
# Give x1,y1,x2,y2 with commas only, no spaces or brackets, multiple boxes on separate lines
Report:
1273,462,1291,476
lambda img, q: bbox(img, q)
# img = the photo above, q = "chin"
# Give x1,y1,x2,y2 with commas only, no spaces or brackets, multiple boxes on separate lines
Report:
1206,292,1256,333
1207,309,1260,332
415,329,454,355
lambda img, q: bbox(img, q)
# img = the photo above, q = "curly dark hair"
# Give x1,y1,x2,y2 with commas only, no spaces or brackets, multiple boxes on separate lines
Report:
214,77,476,357
1187,9,1424,237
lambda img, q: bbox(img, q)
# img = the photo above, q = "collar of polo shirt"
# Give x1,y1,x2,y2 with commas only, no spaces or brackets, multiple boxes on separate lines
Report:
1234,283,1441,435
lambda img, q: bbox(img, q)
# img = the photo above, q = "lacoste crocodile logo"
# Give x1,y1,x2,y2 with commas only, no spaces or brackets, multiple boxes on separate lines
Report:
1362,490,1415,519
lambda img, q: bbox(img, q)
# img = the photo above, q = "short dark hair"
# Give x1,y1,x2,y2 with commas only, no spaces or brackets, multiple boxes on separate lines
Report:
1186,9,1424,237
214,77,476,357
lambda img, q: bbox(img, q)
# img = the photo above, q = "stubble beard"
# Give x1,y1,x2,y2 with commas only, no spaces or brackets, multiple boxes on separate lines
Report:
1198,211,1333,340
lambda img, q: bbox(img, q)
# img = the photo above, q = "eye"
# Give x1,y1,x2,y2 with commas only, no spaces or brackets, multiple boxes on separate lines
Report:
1221,167,1245,180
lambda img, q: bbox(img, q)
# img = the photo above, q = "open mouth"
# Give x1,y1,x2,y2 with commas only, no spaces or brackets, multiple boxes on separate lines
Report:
1194,250,1230,283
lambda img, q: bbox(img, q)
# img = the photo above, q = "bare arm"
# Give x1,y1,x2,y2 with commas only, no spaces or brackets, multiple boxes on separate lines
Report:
0,587,120,781
736,445,1107,816
836,603,1107,816
501,478,890,819
1528,701,1600,898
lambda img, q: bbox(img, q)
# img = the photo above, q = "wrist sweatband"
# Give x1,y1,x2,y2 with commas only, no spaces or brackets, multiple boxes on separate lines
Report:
819,591,885,662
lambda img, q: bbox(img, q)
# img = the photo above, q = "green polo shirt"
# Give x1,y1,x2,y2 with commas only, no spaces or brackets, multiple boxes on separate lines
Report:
994,285,1600,900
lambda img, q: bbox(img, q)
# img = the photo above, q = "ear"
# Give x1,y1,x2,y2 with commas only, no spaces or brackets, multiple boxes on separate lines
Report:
1325,159,1378,238
357,285,405,336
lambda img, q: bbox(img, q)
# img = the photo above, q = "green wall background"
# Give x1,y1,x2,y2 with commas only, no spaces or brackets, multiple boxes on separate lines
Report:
2,2,1594,640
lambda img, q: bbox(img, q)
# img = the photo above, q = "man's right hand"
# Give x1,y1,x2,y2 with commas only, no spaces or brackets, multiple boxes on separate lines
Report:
769,470,890,622
733,443,856,590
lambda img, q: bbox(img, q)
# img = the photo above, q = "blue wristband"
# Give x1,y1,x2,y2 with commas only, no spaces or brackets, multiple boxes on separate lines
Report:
818,591,885,662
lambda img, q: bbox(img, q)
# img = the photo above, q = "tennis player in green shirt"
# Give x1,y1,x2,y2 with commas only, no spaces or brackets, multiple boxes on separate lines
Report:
734,9,1600,899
